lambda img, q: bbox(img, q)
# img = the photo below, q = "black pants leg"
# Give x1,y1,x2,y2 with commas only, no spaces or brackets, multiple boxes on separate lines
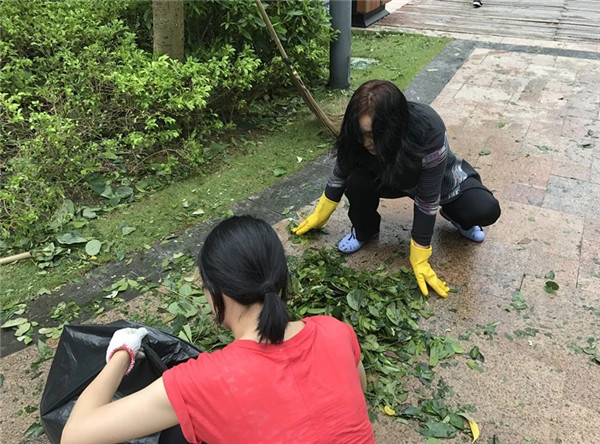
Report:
440,179,501,229
346,169,500,238
345,168,407,241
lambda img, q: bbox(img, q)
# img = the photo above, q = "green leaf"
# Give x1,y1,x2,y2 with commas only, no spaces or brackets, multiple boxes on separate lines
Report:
115,186,133,199
1,317,28,329
467,360,484,372
497,122,506,128
445,337,465,354
39,326,64,340
15,322,32,337
401,405,422,417
510,291,528,310
272,168,287,177
0,373,4,388
544,281,559,294
179,283,193,297
88,174,107,195
418,420,457,438
105,277,129,293
56,231,87,245
429,339,443,367
82,208,98,219
479,149,491,156
469,346,485,362
101,185,116,199
24,422,45,437
385,302,402,325
48,199,75,231
544,271,555,279
37,339,54,360
178,324,193,342
121,226,136,236
515,328,539,338
346,289,365,311
167,301,198,318
85,239,102,256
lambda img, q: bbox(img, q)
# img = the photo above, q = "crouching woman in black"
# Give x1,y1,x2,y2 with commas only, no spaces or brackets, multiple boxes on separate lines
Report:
294,80,500,298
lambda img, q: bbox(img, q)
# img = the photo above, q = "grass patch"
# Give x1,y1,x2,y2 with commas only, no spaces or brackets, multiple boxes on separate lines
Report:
350,31,450,88
1,116,332,309
1,31,450,315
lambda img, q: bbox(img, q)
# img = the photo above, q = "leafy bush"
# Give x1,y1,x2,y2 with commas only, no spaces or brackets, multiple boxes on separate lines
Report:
0,0,333,249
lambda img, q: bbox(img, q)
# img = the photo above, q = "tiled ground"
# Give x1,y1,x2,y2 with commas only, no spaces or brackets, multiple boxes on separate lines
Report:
282,47,600,443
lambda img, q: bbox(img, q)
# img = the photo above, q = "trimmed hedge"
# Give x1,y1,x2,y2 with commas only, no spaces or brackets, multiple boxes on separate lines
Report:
0,0,333,248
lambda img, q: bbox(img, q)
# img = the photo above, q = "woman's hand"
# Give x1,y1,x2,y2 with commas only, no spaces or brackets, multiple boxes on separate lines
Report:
293,193,339,235
409,239,450,298
106,327,148,374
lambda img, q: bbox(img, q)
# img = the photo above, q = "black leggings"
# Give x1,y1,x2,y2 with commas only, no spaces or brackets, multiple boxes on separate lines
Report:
440,178,501,229
344,170,501,241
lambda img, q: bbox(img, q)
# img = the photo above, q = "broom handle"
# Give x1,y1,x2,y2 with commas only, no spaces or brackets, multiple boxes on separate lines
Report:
254,0,340,136
0,251,32,265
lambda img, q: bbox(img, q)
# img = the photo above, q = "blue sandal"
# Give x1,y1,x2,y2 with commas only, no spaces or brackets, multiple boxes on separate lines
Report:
338,229,379,254
449,220,485,242
440,210,485,243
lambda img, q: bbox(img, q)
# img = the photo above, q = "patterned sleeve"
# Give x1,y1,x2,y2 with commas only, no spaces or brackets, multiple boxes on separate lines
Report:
411,133,448,246
324,161,347,202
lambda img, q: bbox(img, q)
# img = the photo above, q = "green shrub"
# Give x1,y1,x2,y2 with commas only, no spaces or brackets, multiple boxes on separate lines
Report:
0,0,333,248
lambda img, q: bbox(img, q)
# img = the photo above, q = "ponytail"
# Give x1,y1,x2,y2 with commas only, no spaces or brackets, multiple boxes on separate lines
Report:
257,285,290,344
198,215,290,343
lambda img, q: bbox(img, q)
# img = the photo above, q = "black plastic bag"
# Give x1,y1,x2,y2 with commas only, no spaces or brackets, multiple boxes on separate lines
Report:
40,320,202,443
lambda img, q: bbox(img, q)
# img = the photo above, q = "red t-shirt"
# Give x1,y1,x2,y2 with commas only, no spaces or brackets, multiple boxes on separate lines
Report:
162,316,375,444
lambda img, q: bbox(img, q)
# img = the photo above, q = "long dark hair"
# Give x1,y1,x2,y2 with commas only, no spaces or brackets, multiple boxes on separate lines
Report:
198,215,290,344
336,80,421,188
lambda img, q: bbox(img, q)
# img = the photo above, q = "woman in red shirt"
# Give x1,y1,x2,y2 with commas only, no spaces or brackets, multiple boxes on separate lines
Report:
61,216,374,444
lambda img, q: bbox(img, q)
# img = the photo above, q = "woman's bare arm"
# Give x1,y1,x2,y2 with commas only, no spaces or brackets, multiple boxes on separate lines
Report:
357,361,367,393
61,350,179,444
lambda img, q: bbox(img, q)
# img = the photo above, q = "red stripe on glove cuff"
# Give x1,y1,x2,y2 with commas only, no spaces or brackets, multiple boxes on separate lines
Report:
108,345,136,374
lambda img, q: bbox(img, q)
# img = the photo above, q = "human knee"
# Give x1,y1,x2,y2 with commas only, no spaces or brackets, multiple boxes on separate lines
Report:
479,197,501,226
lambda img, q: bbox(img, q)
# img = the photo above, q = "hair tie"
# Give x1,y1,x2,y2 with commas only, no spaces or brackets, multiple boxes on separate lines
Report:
260,283,276,296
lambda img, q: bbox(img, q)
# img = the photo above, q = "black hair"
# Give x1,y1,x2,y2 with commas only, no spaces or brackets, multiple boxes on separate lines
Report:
335,79,422,188
198,215,290,344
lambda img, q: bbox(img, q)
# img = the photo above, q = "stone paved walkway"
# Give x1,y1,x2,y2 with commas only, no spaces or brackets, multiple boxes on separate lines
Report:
383,0,600,48
278,41,600,443
2,2,600,443
324,3,600,442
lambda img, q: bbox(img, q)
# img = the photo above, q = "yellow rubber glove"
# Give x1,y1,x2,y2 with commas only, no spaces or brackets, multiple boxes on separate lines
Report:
409,239,450,298
293,193,338,235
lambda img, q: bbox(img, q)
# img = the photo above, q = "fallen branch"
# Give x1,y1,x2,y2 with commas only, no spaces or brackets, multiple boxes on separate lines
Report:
0,251,32,266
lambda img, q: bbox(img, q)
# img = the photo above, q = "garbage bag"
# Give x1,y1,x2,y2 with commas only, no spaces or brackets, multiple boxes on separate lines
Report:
40,320,202,443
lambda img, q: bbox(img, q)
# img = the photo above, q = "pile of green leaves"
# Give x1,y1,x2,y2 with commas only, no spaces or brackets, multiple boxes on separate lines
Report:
0,0,334,250
4,246,477,441
116,246,476,439
285,249,475,439
123,252,233,353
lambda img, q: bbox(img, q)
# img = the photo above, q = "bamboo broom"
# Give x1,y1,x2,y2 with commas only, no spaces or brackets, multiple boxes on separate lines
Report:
254,0,340,136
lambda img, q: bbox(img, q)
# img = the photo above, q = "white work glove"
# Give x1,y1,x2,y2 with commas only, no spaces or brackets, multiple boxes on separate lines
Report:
105,327,148,375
